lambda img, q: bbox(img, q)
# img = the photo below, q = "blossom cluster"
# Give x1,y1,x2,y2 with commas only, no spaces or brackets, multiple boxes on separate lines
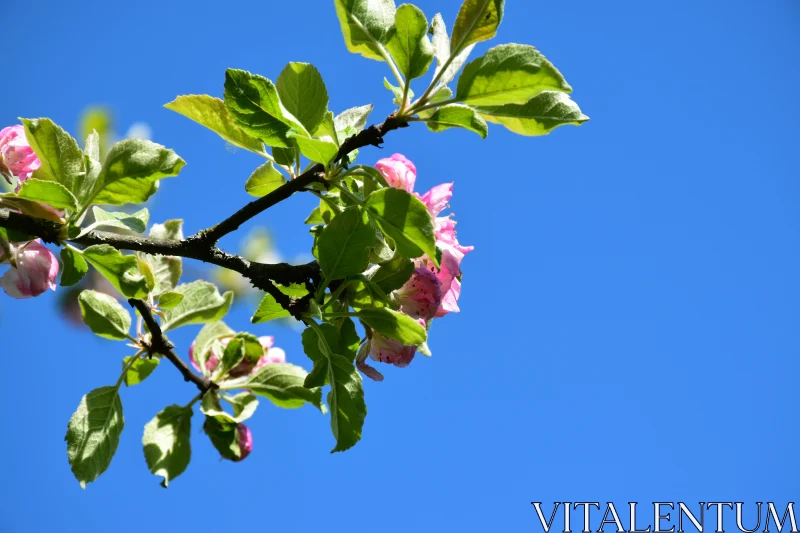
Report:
360,154,473,380
0,125,59,298
190,335,287,461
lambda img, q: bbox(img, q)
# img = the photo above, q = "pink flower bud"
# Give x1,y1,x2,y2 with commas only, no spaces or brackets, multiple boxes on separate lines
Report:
368,329,421,368
1,240,59,299
234,424,253,462
395,267,442,320
0,125,40,186
375,153,416,192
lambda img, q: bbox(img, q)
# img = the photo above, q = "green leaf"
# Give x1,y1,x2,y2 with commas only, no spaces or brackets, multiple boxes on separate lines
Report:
251,283,310,324
140,220,183,295
216,337,246,379
161,281,234,332
422,104,488,137
60,247,89,287
476,90,589,136
276,63,329,135
364,188,437,265
301,325,365,451
429,14,474,86
244,161,287,197
243,363,324,410
201,392,259,423
287,133,338,166
305,206,324,225
456,44,571,107
357,307,427,344
450,0,504,54
65,386,124,489
327,354,366,452
15,179,78,210
384,77,414,107
334,0,397,61
136,256,156,293
164,94,266,155
20,118,83,191
386,4,434,80
157,291,184,309
81,206,149,235
315,110,338,144
223,69,307,148
83,244,149,298
203,417,248,462
272,146,298,166
347,277,392,309
192,321,235,374
123,356,160,386
78,290,131,340
334,105,374,141
318,207,377,280
368,255,414,292
142,405,192,488
90,139,185,206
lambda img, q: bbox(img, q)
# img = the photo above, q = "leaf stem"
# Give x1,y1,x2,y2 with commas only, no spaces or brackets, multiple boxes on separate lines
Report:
115,350,144,389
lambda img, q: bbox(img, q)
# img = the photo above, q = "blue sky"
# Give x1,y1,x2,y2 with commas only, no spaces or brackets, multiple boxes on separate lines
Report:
1,1,799,531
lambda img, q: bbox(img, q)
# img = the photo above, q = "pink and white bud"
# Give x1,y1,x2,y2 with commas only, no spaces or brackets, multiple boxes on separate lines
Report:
375,153,417,192
368,323,424,368
234,424,253,462
395,267,442,320
1,240,59,299
0,125,40,186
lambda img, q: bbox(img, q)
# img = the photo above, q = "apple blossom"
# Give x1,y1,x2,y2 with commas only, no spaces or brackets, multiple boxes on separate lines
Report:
1,240,59,299
0,125,40,186
395,267,442,320
375,153,416,192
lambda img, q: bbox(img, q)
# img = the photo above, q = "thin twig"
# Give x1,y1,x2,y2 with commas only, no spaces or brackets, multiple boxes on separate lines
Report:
128,298,217,394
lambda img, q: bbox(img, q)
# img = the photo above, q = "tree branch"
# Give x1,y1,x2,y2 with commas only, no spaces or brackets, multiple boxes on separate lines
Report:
189,114,408,244
128,298,217,394
0,114,408,319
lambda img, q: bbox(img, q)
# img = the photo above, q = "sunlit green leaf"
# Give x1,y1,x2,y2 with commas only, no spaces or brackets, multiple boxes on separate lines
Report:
456,44,571,107
422,104,488,137
334,0,397,61
244,161,287,197
276,63,329,135
78,290,131,340
164,94,266,155
386,4,434,80
476,90,589,135
83,244,149,298
66,386,124,489
161,281,234,332
450,0,504,54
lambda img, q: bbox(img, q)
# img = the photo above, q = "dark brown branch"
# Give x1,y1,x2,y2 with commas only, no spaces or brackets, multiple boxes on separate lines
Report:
128,298,217,394
190,115,409,245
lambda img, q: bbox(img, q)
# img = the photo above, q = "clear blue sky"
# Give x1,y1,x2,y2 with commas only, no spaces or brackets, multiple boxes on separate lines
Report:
1,1,798,531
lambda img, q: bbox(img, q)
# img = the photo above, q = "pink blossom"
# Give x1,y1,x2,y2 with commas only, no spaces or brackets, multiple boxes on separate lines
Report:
190,335,286,376
417,182,453,217
395,267,442,320
375,153,416,192
368,321,425,368
0,125,40,187
1,240,59,299
234,424,253,462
